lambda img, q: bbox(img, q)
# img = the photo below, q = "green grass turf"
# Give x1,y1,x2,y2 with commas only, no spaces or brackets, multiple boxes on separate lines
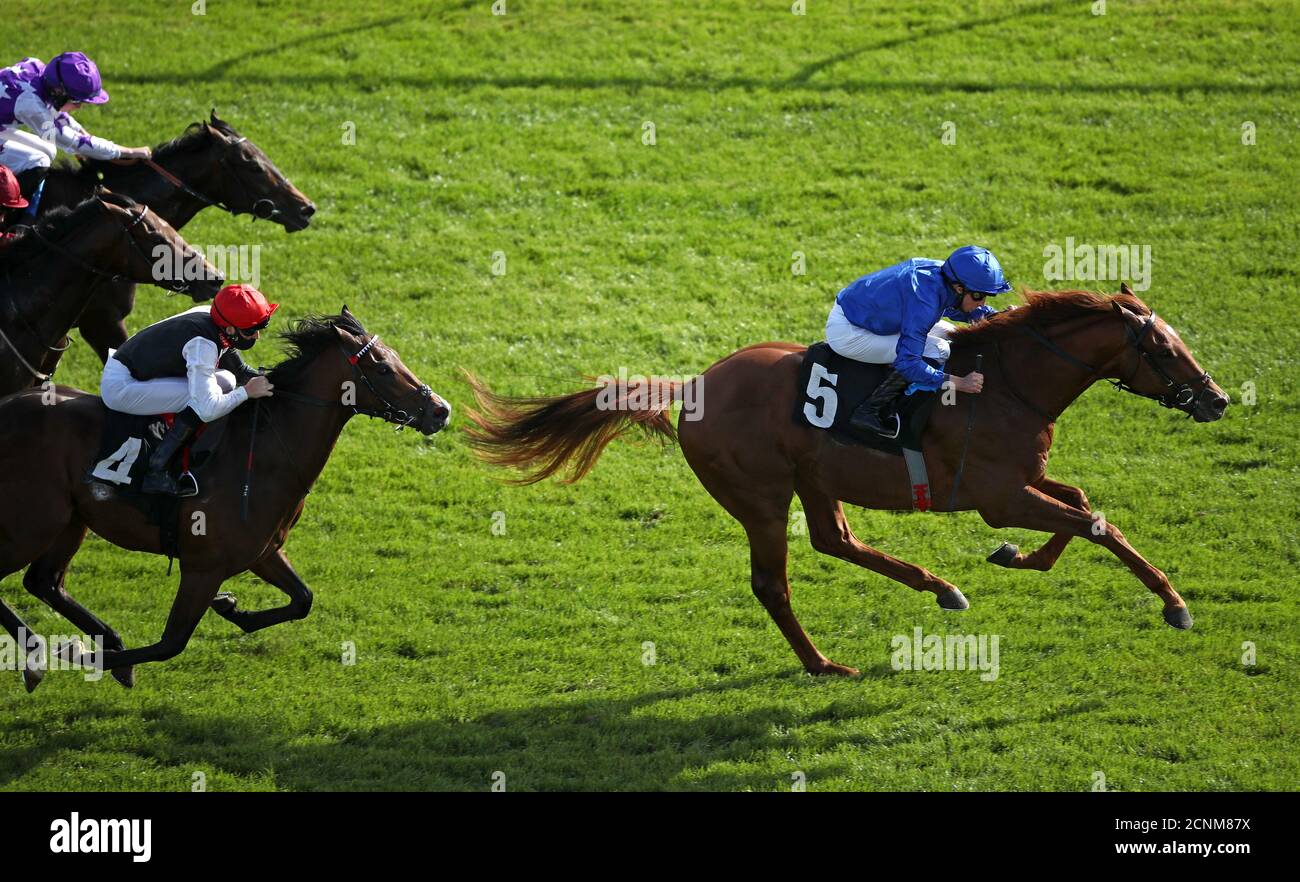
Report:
0,0,1296,790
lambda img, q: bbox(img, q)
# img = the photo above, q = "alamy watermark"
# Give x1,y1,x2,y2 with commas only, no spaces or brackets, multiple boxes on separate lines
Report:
1,628,104,681
891,626,1000,681
594,367,704,421
152,243,261,287
1042,238,1150,292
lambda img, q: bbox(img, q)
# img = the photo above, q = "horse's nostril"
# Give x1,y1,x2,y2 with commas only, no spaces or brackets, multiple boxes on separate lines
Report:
301,203,316,218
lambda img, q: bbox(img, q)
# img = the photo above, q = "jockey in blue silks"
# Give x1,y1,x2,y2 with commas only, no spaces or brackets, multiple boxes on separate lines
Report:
825,245,1011,437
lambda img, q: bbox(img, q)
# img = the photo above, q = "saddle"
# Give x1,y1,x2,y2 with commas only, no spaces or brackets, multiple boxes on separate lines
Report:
85,405,229,561
793,342,940,510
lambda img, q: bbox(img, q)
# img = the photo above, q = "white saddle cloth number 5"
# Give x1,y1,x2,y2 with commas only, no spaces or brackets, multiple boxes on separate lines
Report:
803,363,839,428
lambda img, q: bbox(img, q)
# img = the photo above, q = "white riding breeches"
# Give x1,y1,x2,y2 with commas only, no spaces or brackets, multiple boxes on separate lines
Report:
100,353,236,417
825,302,952,364
0,129,56,174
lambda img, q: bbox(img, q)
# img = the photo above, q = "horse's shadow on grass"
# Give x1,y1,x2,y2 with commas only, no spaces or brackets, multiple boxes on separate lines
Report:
1,675,1103,791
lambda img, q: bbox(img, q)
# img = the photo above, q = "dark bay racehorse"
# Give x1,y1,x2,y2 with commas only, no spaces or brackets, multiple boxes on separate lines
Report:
466,286,1229,675
0,309,449,691
0,190,223,396
40,112,314,361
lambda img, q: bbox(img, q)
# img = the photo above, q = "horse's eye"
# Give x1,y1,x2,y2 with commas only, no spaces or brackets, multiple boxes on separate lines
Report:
377,363,392,375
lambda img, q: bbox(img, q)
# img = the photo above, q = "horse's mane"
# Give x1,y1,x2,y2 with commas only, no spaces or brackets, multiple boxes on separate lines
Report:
0,190,138,269
267,311,369,388
949,288,1150,349
58,116,240,183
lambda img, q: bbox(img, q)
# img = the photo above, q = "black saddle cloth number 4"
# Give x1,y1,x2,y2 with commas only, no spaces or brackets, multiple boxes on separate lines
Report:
804,363,839,428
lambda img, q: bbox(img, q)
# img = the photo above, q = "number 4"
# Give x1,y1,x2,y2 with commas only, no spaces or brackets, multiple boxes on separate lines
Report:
92,437,143,485
803,363,839,428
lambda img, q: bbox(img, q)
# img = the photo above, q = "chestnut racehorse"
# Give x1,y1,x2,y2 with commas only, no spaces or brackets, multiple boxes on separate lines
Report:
0,309,449,692
466,286,1229,675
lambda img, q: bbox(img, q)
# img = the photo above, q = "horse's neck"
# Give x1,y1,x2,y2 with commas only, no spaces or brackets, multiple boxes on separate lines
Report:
259,376,353,502
11,222,120,337
999,315,1125,419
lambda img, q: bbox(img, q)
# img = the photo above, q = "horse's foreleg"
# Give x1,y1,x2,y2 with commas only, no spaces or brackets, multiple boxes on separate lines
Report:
979,485,1191,628
797,484,969,611
76,283,131,365
986,478,1091,572
79,569,223,671
22,523,135,688
209,548,313,634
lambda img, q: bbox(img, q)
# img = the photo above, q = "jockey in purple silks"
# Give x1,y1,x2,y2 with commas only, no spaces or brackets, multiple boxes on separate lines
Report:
0,52,153,215
826,245,1012,438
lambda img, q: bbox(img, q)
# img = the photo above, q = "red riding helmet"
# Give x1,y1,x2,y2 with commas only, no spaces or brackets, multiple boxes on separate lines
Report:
0,166,29,210
211,284,279,331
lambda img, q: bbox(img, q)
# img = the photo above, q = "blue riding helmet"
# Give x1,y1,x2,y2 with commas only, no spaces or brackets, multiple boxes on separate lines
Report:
942,245,1012,295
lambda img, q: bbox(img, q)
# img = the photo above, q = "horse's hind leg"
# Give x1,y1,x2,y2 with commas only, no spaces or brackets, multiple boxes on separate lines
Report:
209,547,314,634
0,596,44,692
685,456,856,676
24,522,135,688
796,483,969,611
986,478,1090,571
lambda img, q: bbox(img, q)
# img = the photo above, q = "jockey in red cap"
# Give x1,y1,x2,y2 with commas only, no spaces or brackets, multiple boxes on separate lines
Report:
100,284,278,496
0,164,29,248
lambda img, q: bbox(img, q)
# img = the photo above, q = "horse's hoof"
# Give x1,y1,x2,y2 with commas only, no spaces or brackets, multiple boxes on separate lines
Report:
211,592,237,615
809,660,860,677
112,667,135,689
23,664,45,693
1163,606,1194,630
987,542,1019,567
55,639,86,664
937,587,970,610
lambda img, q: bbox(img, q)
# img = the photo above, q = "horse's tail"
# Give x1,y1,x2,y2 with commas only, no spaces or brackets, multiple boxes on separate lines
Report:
462,371,680,484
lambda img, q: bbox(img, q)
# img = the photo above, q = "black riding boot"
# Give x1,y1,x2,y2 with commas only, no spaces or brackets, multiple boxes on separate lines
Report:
14,167,47,217
142,408,202,497
848,369,911,438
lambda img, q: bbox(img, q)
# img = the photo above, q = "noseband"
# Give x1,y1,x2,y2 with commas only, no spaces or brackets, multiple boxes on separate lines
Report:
1006,312,1214,420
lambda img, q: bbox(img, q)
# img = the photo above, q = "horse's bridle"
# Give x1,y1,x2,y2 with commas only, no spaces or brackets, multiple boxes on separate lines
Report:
1000,312,1214,420
273,334,442,431
1109,313,1214,413
145,135,279,221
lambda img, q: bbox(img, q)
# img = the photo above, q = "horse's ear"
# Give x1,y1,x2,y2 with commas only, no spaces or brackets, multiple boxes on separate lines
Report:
210,108,221,125
1120,281,1134,297
341,305,353,319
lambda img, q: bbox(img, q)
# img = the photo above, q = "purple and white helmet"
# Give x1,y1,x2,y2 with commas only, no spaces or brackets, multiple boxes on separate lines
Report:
42,51,109,104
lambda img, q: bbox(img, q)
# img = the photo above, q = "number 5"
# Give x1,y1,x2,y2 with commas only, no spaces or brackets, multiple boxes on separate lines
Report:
803,363,839,428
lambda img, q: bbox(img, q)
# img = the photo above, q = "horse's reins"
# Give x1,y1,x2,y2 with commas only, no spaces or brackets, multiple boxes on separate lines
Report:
239,333,443,521
272,335,439,428
144,136,279,221
993,313,1214,421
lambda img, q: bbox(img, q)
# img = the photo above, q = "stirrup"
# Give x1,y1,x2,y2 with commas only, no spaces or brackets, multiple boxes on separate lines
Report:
872,412,902,440
176,472,199,498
